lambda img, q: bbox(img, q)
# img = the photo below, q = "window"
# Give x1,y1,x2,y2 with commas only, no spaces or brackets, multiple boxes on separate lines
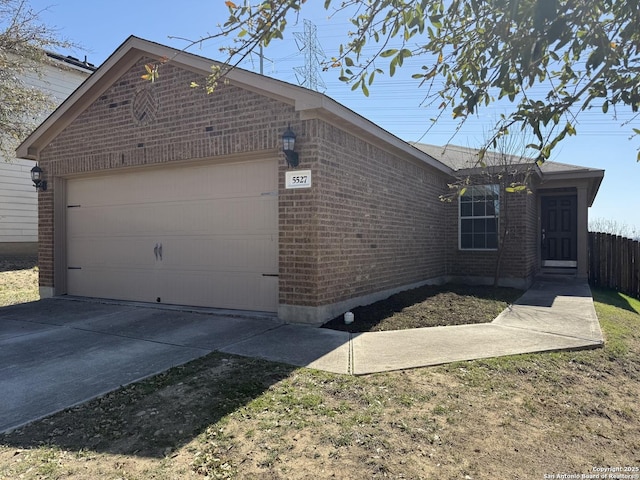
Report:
459,185,499,250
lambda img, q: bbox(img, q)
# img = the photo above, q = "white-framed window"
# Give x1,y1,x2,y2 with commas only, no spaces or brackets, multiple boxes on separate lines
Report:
459,185,500,250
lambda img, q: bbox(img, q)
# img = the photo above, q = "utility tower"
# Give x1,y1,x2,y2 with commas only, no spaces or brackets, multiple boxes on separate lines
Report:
293,19,326,92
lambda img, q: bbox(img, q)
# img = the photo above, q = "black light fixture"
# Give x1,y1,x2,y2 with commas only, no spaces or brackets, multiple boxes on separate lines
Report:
30,164,47,191
282,124,299,167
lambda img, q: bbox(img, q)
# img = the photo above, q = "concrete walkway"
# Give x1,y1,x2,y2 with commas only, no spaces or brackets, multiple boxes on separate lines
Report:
0,278,603,432
224,278,604,374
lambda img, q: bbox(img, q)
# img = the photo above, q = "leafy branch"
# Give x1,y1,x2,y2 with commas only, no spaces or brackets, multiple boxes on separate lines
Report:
139,0,640,161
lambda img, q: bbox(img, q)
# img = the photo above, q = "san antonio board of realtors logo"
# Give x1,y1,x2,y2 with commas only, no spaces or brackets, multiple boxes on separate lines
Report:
131,86,159,124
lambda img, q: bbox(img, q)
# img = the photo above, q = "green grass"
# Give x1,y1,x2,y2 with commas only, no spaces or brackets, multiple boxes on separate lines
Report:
593,289,640,360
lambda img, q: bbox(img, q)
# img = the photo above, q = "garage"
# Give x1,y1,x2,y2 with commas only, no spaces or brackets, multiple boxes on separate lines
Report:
65,158,279,312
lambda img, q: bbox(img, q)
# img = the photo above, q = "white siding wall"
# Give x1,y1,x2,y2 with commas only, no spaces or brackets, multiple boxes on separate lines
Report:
0,58,92,253
0,159,37,243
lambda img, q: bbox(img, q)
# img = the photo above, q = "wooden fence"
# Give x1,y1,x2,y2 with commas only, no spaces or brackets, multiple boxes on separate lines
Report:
589,232,640,299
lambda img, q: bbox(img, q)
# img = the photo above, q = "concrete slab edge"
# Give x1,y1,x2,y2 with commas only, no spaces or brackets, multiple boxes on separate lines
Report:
56,295,281,323
491,322,605,346
348,333,354,375
352,340,605,376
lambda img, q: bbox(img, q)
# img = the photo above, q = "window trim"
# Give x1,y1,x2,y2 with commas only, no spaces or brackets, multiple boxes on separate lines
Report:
458,184,500,251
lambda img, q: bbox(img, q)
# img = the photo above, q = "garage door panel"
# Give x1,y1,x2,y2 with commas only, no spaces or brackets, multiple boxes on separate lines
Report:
68,197,277,238
68,267,159,302
68,204,170,238
161,236,277,272
67,236,158,269
165,197,276,234
66,159,278,312
68,234,277,272
157,271,277,311
67,161,276,207
69,268,276,311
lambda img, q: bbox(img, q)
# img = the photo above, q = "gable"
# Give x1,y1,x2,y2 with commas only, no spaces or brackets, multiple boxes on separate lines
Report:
41,57,295,176
17,36,450,176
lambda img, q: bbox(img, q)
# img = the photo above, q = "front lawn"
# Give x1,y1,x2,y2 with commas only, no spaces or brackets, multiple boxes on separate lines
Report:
1,262,638,479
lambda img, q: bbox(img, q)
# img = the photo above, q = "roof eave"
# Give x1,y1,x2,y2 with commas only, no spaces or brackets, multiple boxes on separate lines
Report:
541,168,605,206
452,162,542,179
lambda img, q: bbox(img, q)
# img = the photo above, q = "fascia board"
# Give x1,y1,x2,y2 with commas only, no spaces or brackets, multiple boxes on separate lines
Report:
541,169,605,182
541,168,605,206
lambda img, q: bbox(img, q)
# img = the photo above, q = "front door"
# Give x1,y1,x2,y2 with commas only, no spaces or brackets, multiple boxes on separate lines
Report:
541,195,577,267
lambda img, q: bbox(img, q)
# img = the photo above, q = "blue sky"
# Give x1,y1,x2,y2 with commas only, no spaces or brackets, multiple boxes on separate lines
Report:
30,0,639,232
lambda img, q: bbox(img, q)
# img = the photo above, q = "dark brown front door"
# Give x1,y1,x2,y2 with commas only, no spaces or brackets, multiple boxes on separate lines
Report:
541,195,577,266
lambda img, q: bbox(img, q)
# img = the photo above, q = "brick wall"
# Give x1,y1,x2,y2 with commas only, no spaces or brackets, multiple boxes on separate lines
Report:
36,189,54,288
446,178,539,287
277,121,321,307
35,53,538,317
278,120,451,309
43,58,296,177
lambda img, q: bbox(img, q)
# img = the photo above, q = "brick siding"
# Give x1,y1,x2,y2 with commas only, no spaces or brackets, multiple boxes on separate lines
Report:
43,58,295,177
36,190,54,288
446,179,539,286
279,120,451,308
35,54,538,316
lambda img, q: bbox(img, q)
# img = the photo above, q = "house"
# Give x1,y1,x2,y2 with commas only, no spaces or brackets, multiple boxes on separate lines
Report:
16,36,604,325
0,53,95,258
413,143,603,287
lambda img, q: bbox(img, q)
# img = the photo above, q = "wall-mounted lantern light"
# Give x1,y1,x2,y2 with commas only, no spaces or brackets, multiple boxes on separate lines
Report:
30,164,47,191
282,124,299,168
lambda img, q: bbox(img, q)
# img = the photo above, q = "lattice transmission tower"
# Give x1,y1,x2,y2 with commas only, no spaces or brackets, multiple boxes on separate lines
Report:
293,19,327,92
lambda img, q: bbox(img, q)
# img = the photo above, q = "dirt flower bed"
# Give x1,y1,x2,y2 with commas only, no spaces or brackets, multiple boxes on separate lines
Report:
323,284,523,332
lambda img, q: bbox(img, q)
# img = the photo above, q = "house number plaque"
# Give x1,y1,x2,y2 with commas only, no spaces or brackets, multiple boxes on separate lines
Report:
285,170,312,189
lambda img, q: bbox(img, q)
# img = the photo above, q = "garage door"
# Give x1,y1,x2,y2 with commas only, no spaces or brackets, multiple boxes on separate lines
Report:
66,159,278,312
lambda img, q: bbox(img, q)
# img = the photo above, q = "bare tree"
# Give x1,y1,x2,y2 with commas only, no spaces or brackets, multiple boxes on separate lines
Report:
440,134,536,287
589,218,640,241
0,0,77,159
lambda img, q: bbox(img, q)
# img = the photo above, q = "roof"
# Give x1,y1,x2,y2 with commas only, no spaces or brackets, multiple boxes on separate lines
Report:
17,36,451,175
412,143,605,206
45,52,97,73
410,143,533,171
15,36,604,205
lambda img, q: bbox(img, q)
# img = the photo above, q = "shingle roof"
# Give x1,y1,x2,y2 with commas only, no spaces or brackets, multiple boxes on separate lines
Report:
45,52,97,72
410,143,533,170
411,142,602,175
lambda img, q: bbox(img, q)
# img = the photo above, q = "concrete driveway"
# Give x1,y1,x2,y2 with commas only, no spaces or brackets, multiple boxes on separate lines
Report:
1,279,603,433
0,298,351,433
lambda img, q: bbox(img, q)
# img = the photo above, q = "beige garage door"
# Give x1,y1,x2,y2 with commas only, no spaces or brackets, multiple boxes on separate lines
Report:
66,159,278,312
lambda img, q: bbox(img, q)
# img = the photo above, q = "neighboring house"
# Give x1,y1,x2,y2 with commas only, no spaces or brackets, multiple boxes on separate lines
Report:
0,53,95,257
16,36,604,325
